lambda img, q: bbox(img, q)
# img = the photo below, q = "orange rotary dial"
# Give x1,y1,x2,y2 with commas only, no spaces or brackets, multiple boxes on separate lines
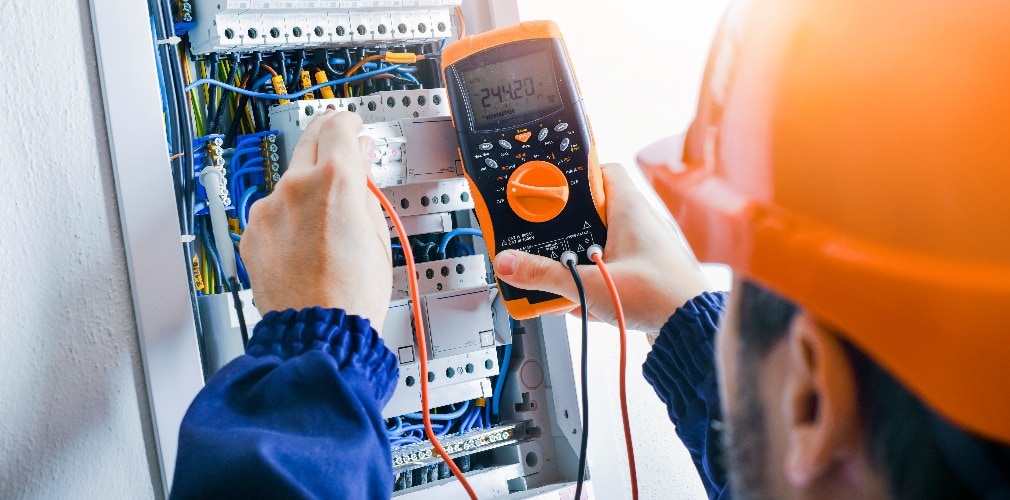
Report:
506,160,570,223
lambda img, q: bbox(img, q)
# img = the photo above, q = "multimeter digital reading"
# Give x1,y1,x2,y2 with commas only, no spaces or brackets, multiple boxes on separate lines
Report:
443,21,607,319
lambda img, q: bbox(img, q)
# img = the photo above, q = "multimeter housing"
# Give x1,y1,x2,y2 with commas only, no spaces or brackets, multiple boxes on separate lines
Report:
443,21,607,319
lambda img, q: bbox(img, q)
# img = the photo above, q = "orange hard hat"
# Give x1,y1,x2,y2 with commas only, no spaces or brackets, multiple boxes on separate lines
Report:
639,0,1010,444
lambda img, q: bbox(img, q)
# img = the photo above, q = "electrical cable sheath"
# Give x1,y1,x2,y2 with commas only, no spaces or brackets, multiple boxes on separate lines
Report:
591,252,639,500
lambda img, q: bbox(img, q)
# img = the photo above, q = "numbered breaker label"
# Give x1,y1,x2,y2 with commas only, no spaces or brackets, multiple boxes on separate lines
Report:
188,1,460,54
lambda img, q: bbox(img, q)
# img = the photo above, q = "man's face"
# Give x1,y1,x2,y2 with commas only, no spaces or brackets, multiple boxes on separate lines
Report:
715,282,793,499
715,280,887,500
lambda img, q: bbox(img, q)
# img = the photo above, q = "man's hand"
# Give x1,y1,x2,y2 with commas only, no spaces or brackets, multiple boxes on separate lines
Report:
493,163,712,333
240,111,393,331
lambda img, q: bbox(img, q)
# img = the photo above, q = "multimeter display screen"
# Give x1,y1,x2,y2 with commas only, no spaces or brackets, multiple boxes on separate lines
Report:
462,50,562,128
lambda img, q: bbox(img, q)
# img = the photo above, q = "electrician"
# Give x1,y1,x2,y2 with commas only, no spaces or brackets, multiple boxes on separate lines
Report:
170,0,1010,498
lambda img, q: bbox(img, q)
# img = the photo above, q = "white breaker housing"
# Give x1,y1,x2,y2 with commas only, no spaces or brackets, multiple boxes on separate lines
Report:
188,0,461,54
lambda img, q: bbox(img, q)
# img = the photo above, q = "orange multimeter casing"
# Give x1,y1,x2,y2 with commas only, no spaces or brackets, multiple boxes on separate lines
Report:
442,21,607,319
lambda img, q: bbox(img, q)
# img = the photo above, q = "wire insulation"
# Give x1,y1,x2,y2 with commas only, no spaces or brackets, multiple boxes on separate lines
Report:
591,254,639,500
437,228,483,257
566,259,591,500
491,342,513,416
184,64,405,100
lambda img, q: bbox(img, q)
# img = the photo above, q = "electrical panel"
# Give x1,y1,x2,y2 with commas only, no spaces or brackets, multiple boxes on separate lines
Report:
91,0,590,497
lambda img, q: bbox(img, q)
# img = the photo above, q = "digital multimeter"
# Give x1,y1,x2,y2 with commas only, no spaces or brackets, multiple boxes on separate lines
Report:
443,21,607,320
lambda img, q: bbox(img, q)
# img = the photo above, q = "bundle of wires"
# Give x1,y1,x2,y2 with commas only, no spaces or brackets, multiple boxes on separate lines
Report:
387,399,489,448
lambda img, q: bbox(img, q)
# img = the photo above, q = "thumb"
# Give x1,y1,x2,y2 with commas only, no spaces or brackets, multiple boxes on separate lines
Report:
493,250,579,301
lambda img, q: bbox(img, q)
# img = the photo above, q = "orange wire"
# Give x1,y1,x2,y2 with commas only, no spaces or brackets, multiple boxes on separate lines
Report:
455,6,466,39
367,178,479,500
591,254,639,500
260,64,278,77
344,54,385,97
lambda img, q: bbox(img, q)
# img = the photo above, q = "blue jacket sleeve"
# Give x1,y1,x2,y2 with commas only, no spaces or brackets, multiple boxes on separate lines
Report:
170,307,399,500
642,291,730,500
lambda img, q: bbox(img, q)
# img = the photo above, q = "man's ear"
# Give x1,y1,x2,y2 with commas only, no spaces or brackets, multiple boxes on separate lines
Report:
781,313,861,487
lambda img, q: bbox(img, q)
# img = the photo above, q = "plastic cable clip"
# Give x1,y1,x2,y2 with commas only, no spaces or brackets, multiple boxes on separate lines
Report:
156,36,182,46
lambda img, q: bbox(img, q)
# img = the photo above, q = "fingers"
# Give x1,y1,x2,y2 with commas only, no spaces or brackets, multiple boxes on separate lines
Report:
316,112,365,173
287,111,363,172
600,163,650,220
287,108,337,169
359,135,376,178
493,250,604,303
600,163,640,200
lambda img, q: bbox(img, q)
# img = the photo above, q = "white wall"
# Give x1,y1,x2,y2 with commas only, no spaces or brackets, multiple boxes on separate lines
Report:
0,0,157,498
516,2,732,499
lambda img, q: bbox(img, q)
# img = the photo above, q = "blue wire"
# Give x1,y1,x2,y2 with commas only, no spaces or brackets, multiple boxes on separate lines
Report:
194,201,207,214
454,243,474,258
438,228,483,256
460,405,480,433
229,164,263,202
390,436,423,447
229,233,241,242
492,343,513,416
404,400,469,421
230,146,261,175
238,186,263,231
391,243,402,249
233,241,250,287
184,64,405,100
253,73,273,92
397,69,421,86
483,400,491,427
234,137,261,152
387,417,403,435
199,219,226,293
396,423,450,436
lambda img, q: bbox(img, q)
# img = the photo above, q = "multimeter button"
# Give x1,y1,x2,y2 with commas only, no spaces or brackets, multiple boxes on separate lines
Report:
498,139,512,150
554,122,569,132
478,142,494,151
560,138,570,152
538,128,549,141
507,160,570,223
485,158,498,169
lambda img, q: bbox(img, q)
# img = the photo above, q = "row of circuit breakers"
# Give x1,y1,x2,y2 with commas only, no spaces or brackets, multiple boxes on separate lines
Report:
167,0,588,497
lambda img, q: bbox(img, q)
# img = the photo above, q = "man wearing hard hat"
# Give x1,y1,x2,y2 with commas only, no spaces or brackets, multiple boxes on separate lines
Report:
493,1,1010,497
171,0,1010,498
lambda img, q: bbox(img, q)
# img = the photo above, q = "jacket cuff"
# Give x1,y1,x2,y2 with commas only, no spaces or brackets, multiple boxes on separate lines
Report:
247,307,399,406
642,292,727,426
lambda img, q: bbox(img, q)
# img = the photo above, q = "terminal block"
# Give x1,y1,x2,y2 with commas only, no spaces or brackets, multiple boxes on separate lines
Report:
193,135,230,212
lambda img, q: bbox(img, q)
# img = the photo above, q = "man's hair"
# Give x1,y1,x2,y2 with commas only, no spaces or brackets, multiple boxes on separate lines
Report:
736,280,1010,499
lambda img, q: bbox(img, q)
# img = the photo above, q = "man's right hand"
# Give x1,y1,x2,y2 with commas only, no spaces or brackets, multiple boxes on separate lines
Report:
239,111,393,331
492,163,712,333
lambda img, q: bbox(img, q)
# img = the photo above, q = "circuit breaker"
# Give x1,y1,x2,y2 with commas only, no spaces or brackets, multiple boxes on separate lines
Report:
90,0,590,497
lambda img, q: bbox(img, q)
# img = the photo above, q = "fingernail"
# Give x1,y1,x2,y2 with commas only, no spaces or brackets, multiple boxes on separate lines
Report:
496,251,518,276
